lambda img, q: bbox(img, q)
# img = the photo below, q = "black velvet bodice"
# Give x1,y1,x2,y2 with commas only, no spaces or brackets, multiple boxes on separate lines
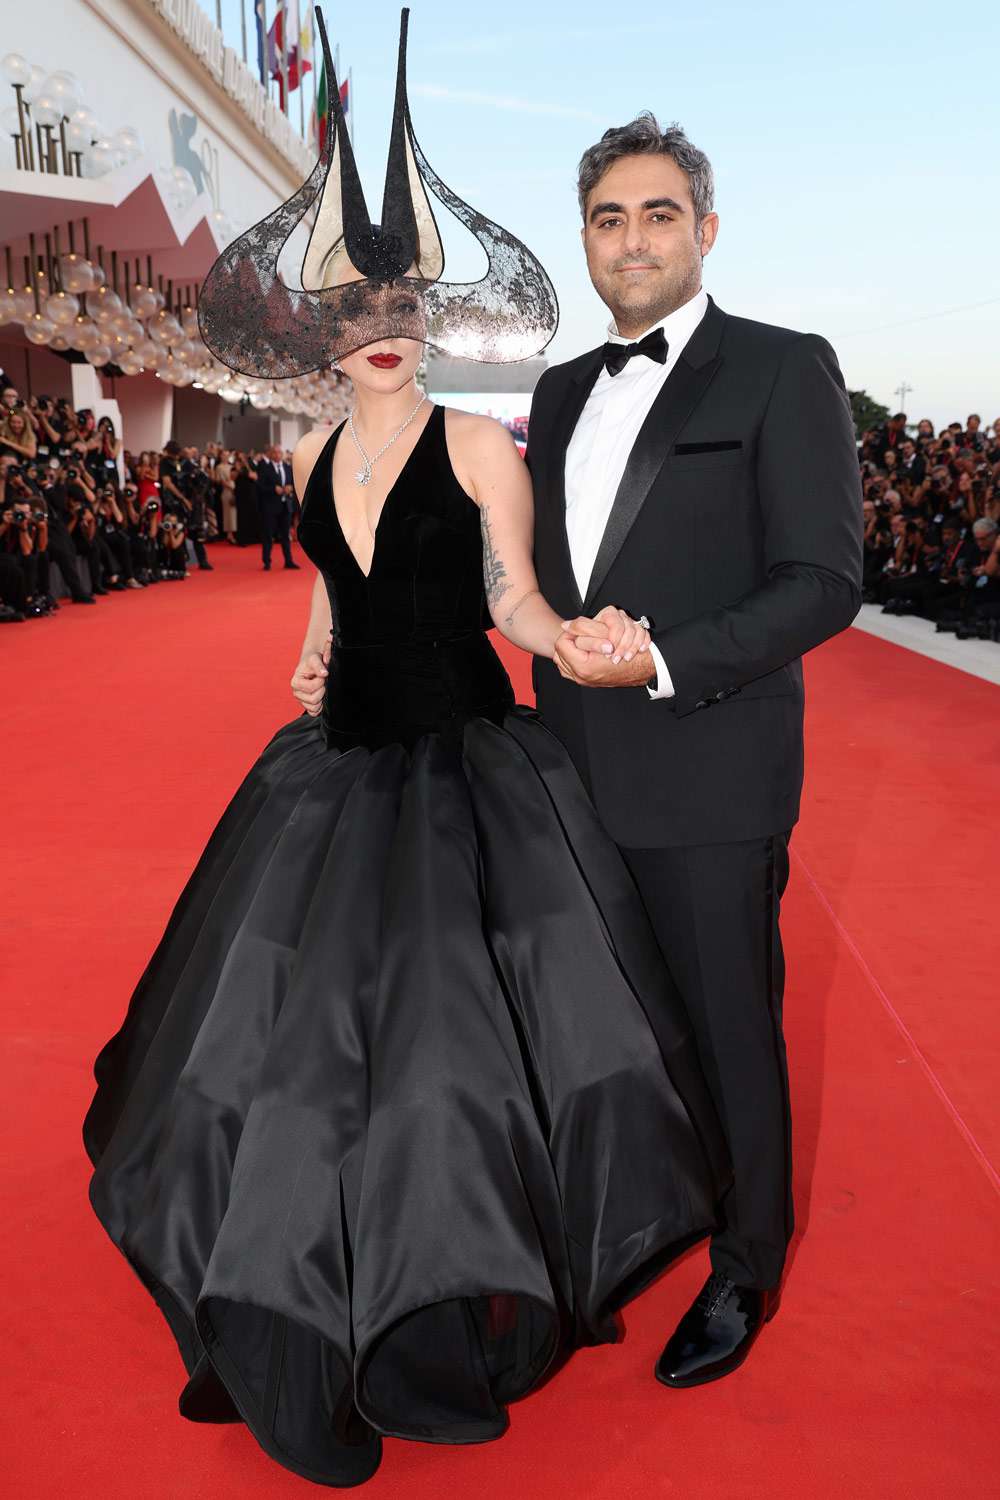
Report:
297,403,514,749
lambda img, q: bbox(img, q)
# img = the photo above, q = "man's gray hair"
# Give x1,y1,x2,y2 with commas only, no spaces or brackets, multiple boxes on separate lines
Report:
972,517,998,536
577,113,714,222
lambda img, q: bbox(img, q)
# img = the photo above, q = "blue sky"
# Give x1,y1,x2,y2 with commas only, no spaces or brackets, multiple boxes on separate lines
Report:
221,0,1000,427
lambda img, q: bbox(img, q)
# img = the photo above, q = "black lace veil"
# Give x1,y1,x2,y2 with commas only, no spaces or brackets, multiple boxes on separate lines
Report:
197,7,559,378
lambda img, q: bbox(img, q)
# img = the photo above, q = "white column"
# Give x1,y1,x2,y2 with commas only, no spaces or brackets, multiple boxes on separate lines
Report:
114,372,174,455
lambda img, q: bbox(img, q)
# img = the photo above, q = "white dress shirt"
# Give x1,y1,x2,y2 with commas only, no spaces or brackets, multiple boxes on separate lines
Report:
563,285,710,699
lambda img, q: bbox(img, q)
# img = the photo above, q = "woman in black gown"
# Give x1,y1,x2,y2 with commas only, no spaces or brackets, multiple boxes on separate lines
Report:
81,8,729,1488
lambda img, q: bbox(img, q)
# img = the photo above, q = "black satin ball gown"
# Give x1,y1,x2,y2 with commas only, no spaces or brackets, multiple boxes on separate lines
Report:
82,402,729,1488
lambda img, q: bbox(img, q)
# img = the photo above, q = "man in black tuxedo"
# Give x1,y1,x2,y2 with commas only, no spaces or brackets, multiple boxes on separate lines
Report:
256,445,300,571
527,115,863,1388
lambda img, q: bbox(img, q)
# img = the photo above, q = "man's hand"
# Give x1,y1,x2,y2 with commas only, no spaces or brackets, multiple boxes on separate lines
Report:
553,631,656,688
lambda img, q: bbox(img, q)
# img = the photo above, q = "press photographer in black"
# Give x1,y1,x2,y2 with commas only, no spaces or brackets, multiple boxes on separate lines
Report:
63,462,108,596
95,484,144,590
157,440,191,576
0,462,49,617
178,446,214,571
118,480,158,584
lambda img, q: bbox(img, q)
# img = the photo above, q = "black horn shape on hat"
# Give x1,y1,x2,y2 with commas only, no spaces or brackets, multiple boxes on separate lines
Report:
197,7,558,377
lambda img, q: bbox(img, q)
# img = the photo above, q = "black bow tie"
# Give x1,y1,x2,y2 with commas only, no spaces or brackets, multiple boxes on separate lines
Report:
602,326,668,377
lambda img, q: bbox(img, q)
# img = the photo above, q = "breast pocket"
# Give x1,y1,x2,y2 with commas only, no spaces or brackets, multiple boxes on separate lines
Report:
668,445,745,472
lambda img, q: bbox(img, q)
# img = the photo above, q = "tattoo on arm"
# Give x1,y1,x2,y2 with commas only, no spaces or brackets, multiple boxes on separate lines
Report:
480,502,512,607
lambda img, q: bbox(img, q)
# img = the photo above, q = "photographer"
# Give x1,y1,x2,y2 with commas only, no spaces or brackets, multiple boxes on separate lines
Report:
139,463,185,581
881,519,942,615
0,466,51,616
861,497,894,601
0,403,38,463
157,442,190,576
95,484,144,590
955,518,1000,640
51,399,80,465
963,414,986,454
27,395,64,462
76,409,105,485
65,463,107,596
120,479,156,584
897,439,926,486
91,416,122,489
21,458,96,606
178,446,214,570
872,411,908,466
0,457,29,619
924,520,978,627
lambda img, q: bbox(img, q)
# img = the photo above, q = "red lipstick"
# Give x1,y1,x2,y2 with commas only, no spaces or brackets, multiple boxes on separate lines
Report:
367,353,402,369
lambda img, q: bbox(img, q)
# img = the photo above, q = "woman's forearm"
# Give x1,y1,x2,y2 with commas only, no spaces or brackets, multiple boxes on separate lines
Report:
300,571,332,658
492,588,564,659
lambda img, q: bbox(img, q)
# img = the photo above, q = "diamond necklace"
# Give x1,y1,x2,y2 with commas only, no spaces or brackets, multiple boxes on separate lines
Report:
348,394,428,488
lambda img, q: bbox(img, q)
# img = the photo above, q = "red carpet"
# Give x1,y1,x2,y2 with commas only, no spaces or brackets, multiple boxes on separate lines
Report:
4,542,998,1497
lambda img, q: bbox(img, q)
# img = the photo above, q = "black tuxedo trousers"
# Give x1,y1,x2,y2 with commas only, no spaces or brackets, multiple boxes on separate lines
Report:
527,296,863,1287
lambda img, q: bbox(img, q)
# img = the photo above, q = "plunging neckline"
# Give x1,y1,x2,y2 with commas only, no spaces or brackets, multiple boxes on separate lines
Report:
328,403,438,581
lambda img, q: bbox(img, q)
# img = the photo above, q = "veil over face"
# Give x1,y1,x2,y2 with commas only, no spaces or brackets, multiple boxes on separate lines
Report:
197,7,559,378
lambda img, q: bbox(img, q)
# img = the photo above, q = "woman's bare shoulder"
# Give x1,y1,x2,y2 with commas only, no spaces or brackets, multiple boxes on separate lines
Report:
441,407,512,438
292,424,338,482
439,406,527,506
295,423,338,455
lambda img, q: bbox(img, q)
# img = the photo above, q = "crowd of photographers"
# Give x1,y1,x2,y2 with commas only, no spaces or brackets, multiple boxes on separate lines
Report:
0,374,283,622
861,411,1000,642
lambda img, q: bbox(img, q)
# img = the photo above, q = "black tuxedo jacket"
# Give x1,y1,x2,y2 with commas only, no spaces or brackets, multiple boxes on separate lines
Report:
257,460,292,507
527,294,864,848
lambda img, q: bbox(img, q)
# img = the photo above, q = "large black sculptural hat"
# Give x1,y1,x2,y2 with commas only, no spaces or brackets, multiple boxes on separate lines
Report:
197,7,559,378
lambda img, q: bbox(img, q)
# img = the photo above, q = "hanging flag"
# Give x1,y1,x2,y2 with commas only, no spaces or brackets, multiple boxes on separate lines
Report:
312,47,329,154
299,2,314,74
268,0,311,106
254,0,267,86
339,74,350,123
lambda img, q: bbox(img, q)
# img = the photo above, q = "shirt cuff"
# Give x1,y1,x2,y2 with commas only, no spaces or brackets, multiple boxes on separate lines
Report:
646,640,675,699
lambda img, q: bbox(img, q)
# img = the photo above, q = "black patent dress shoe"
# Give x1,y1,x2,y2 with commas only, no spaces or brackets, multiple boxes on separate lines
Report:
284,560,301,569
655,1272,781,1389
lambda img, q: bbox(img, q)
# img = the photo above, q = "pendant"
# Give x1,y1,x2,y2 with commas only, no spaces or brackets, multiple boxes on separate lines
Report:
356,467,371,486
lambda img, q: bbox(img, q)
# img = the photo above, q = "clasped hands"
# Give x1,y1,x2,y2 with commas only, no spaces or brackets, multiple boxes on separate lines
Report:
554,605,655,688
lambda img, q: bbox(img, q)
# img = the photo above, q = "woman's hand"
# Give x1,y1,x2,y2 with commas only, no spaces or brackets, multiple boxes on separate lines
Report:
291,643,330,715
562,605,651,664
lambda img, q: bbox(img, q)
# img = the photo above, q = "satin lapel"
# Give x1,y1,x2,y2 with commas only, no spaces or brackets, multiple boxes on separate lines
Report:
548,351,604,614
583,306,726,609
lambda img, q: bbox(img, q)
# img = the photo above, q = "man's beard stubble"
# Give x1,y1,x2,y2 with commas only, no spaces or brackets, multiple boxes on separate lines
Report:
597,244,703,333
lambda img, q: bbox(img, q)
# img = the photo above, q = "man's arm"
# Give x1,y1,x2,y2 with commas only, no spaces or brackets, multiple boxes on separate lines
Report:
522,369,552,481
649,333,863,717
